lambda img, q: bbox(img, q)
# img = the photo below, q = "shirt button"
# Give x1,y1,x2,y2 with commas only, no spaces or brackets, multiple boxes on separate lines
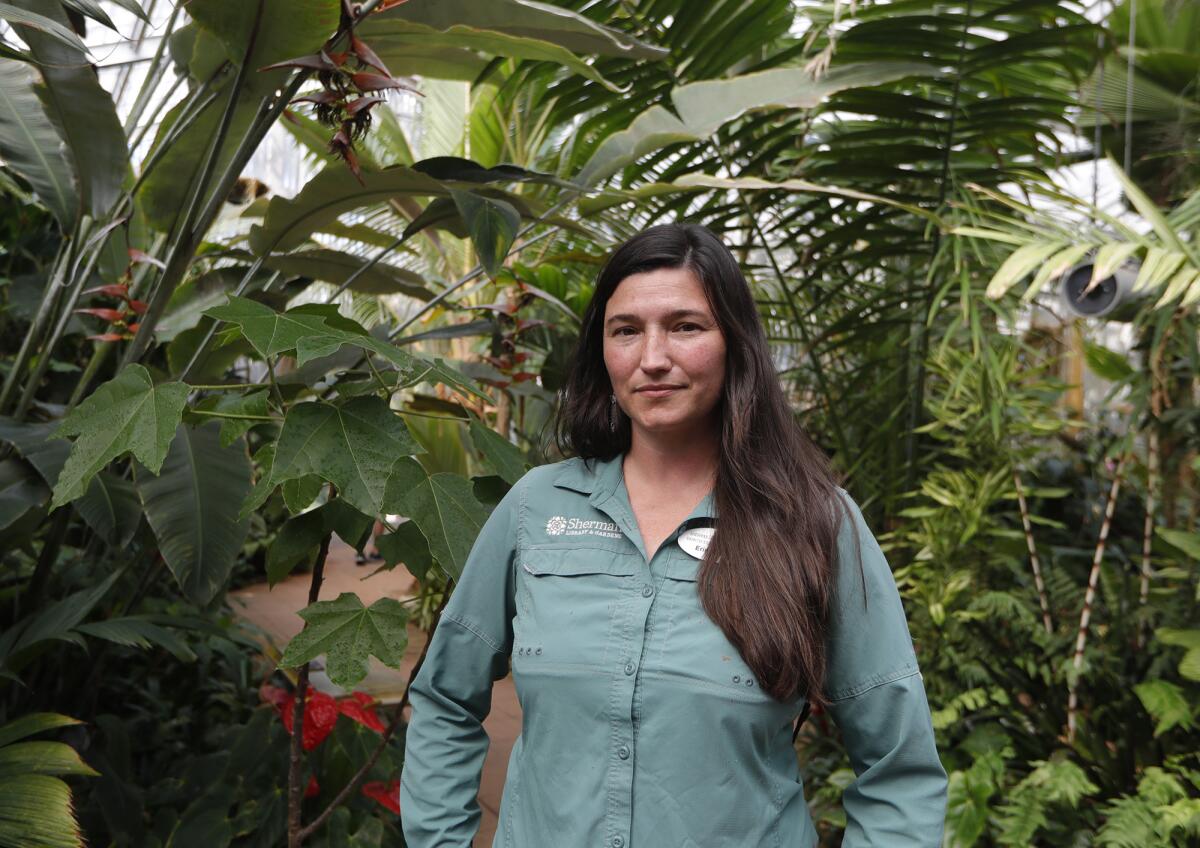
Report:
641,584,654,597
624,662,635,675
617,745,630,759
613,838,625,848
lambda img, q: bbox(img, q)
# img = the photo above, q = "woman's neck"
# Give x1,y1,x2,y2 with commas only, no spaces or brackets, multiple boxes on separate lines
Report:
624,426,719,493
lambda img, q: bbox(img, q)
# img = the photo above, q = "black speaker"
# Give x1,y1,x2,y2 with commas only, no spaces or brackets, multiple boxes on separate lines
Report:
1058,258,1145,321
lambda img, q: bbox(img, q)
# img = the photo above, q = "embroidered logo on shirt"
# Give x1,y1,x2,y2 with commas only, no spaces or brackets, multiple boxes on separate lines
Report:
545,515,622,539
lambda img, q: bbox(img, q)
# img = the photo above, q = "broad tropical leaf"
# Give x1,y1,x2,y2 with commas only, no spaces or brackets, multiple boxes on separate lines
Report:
263,248,433,299
6,0,127,219
139,0,338,228
49,365,189,509
279,592,409,688
449,188,520,277
73,470,141,547
466,418,527,485
374,519,435,583
0,4,88,53
360,0,666,60
384,457,490,580
0,58,77,228
576,62,936,185
203,296,485,400
238,396,419,519
0,460,48,531
134,422,252,605
266,499,373,585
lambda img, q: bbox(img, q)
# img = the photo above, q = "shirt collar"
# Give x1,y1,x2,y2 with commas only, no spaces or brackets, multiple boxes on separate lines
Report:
553,452,717,522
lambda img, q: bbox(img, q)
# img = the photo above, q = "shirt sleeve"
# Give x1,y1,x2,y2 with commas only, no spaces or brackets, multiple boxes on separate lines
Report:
399,475,522,848
821,487,948,847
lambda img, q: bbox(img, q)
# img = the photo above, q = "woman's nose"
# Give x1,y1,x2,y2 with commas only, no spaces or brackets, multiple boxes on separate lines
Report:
639,329,671,371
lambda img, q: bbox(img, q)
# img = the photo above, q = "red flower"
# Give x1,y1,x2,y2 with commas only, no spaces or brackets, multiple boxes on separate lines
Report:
338,691,386,733
261,683,340,751
305,774,320,798
260,684,388,748
362,779,400,814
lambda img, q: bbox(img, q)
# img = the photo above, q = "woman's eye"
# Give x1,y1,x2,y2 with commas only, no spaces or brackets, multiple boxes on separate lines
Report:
676,323,701,332
614,327,636,336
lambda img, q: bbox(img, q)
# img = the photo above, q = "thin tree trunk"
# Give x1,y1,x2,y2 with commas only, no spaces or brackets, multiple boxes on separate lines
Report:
1013,469,1053,635
287,533,331,848
1066,450,1128,743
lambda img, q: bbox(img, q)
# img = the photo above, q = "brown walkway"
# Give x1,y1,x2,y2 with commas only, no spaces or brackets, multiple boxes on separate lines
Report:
230,536,520,845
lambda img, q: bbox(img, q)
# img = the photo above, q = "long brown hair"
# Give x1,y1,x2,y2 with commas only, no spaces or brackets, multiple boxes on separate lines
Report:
554,222,856,707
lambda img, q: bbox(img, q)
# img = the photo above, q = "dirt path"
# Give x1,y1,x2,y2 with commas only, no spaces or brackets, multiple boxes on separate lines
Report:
230,536,520,845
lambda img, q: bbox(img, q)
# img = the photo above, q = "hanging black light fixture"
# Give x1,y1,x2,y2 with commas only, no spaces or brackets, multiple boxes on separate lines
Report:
1058,256,1146,321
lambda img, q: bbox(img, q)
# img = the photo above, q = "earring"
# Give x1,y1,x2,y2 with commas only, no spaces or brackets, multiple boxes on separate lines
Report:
608,393,617,433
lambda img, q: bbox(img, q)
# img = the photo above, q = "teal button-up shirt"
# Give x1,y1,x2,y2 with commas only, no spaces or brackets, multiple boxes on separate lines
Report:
400,453,947,847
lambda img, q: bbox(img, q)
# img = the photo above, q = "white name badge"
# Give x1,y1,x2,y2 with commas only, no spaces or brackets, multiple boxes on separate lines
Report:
677,526,715,559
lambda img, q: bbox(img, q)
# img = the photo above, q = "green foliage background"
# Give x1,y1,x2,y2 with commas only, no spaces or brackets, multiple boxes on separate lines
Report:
0,0,1198,845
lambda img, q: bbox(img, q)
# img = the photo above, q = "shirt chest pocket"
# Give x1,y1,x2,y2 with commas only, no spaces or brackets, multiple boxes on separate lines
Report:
514,546,640,670
656,556,772,700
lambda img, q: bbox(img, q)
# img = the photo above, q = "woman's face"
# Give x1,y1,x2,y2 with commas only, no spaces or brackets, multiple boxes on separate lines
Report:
602,265,727,440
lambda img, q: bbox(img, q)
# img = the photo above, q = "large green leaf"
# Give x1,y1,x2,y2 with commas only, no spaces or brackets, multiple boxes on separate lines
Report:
362,0,666,59
238,396,420,519
263,249,434,300
449,188,519,277
384,457,490,580
577,62,935,185
7,0,127,219
74,470,142,548
49,365,189,509
0,714,80,749
186,0,340,78
0,418,69,487
0,741,99,780
203,295,485,400
374,519,435,583
265,500,373,585
466,418,527,485
248,166,447,254
6,572,121,662
0,459,48,531
139,0,338,229
137,85,259,232
0,4,87,52
278,592,409,689
157,267,273,342
0,58,77,228
0,773,84,848
247,158,558,254
134,421,252,605
361,18,633,92
74,617,196,662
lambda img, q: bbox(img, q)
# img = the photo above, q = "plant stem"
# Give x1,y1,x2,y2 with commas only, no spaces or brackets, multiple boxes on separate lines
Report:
287,532,332,848
1066,448,1128,743
0,234,72,414
189,409,277,421
297,590,450,843
1013,469,1053,635
123,1,268,367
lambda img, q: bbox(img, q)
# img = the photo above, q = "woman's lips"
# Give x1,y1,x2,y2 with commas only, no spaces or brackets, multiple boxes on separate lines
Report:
636,386,681,397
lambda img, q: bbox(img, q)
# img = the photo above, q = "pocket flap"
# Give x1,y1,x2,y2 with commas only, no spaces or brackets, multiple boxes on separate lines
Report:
662,555,700,582
521,547,639,577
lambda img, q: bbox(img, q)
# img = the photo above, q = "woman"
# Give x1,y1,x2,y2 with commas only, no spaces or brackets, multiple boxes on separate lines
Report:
400,223,947,847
